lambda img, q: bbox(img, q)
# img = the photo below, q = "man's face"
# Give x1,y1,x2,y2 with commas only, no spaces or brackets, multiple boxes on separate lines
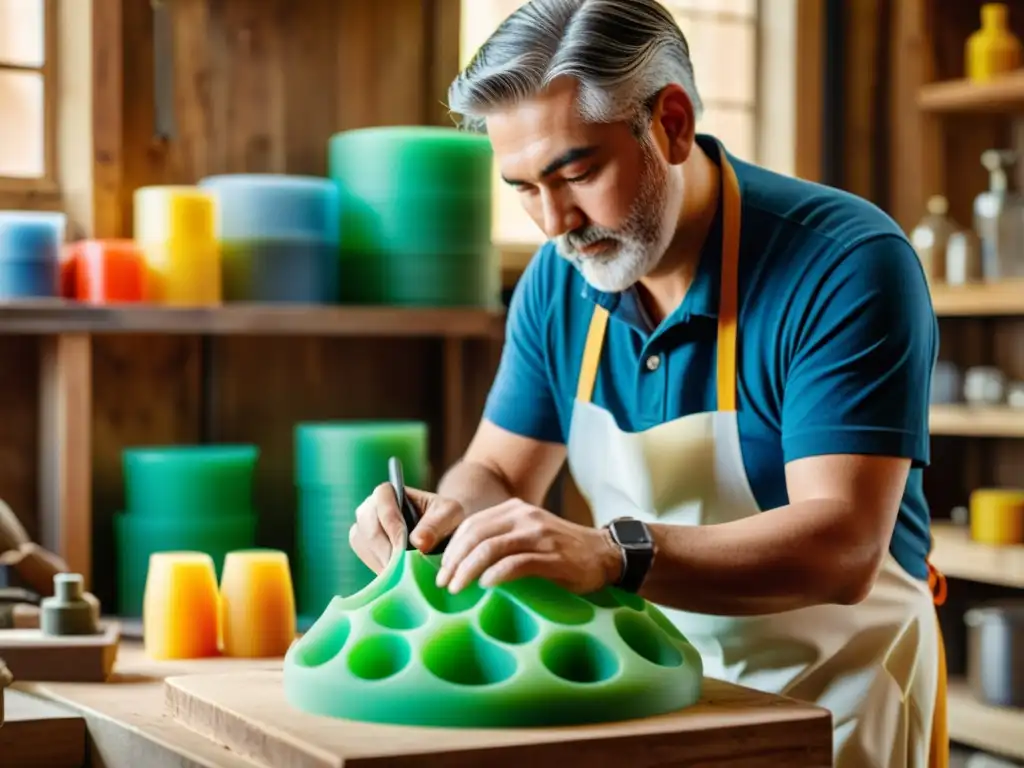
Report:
486,78,674,293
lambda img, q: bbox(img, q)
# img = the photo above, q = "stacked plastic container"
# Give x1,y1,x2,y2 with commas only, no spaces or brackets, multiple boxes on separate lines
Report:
198,174,342,303
62,240,145,303
133,186,221,305
114,445,260,616
294,421,428,619
0,212,66,299
328,127,500,307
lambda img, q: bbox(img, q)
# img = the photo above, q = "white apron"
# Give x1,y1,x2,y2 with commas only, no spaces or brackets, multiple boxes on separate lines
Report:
565,148,949,767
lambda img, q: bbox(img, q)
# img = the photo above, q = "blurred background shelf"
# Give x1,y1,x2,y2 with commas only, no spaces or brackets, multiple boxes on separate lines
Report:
929,405,1024,437
931,282,1024,316
947,680,1024,762
930,523,1024,588
0,302,506,338
918,72,1024,114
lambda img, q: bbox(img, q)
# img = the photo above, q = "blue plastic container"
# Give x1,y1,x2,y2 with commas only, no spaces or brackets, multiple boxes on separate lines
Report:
198,175,341,303
198,175,340,243
220,239,340,303
0,212,66,299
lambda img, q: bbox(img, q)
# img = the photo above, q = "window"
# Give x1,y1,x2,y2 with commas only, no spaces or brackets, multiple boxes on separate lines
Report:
460,0,775,250
0,0,55,190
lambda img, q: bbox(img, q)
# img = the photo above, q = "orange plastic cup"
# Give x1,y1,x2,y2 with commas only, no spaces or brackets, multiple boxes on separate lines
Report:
143,552,220,660
219,549,297,658
66,239,145,303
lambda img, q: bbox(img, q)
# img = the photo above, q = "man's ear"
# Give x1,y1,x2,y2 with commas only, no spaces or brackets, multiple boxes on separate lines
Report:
648,84,696,165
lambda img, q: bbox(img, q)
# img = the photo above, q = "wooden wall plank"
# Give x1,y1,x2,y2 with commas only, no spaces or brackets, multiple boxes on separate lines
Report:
0,338,41,541
80,0,490,610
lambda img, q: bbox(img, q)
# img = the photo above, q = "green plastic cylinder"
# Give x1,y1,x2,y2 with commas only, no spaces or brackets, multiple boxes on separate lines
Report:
294,421,429,618
337,249,501,307
114,511,257,617
122,445,258,518
294,421,428,488
328,126,498,308
328,127,494,200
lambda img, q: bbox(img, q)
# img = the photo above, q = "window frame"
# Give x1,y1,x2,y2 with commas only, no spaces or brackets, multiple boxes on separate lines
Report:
0,0,59,198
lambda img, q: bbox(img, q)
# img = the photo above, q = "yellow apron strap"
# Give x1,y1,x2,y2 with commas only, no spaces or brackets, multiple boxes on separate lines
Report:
575,143,741,411
716,150,742,413
576,305,610,404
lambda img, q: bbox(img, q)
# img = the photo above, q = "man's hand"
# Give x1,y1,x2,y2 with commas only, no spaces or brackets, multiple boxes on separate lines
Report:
349,483,470,573
435,499,623,595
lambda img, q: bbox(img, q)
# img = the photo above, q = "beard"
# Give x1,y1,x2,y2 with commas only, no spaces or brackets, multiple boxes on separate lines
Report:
554,139,672,293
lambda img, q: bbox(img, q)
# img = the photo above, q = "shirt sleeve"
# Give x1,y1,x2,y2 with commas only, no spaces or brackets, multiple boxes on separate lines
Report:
482,247,565,444
781,234,938,467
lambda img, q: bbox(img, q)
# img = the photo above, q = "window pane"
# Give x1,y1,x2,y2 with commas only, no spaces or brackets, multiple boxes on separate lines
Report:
700,106,754,161
666,0,756,18
495,176,544,245
673,13,756,105
0,0,45,67
0,69,44,177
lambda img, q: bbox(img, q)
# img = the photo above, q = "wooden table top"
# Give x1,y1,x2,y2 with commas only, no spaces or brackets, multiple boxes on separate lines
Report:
13,642,833,768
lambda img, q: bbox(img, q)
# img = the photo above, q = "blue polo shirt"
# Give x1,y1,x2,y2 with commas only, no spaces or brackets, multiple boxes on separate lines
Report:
484,135,939,581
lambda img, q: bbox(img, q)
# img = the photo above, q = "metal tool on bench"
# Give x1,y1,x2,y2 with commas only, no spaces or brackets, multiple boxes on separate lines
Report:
388,456,450,554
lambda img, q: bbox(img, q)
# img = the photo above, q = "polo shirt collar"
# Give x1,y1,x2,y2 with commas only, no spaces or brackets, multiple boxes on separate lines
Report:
578,134,731,333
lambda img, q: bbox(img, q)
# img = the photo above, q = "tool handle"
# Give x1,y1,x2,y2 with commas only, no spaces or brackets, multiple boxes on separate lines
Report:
387,456,450,554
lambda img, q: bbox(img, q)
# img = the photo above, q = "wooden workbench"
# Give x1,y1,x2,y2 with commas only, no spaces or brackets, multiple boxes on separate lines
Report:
12,643,833,767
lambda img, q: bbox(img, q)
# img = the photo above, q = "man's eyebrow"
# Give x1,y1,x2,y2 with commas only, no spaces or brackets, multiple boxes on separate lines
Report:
501,146,599,185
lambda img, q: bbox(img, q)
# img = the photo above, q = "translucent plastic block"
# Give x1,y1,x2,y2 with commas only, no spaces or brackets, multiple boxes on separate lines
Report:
283,540,703,727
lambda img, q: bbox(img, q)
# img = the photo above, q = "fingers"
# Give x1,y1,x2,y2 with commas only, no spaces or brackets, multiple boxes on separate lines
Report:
437,500,524,591
348,523,384,573
408,490,465,553
371,482,408,549
351,483,406,572
444,530,538,593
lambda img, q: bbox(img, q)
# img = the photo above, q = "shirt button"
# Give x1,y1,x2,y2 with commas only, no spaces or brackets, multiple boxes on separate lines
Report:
645,355,661,372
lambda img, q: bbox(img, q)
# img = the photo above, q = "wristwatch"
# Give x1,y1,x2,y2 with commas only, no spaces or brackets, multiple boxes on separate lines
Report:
605,517,655,593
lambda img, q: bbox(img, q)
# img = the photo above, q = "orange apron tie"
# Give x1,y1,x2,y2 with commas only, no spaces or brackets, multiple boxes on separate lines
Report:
927,534,948,768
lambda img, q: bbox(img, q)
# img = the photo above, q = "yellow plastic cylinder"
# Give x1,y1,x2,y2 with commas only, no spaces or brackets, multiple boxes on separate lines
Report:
219,549,296,658
143,551,220,660
133,186,221,306
969,488,1024,545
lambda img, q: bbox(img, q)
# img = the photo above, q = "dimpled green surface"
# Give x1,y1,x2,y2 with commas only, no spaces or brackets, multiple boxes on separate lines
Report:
283,540,704,727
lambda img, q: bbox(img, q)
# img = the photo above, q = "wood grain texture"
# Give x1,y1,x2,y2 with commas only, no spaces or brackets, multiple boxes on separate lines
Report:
0,337,41,542
0,690,86,768
73,0,487,611
164,671,833,768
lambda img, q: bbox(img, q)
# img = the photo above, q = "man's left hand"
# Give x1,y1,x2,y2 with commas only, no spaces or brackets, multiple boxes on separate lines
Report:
434,499,623,594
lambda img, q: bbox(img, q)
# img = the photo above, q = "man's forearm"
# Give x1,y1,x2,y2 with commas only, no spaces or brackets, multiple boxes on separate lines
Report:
436,459,516,515
640,499,885,615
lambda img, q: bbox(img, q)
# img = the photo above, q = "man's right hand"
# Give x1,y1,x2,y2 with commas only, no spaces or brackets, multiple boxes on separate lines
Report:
349,482,469,573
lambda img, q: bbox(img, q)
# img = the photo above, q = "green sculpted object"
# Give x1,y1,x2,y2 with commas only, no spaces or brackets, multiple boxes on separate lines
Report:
283,537,704,728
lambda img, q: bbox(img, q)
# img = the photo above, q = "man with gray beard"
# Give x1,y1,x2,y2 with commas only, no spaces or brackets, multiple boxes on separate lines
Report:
350,2,945,765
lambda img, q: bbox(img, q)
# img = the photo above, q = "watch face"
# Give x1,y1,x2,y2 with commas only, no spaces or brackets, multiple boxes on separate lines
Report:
614,519,651,546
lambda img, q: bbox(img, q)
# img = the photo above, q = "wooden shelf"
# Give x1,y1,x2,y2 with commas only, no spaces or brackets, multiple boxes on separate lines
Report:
930,523,1024,588
918,71,1024,114
931,281,1024,316
930,405,1024,437
0,302,506,338
948,679,1024,761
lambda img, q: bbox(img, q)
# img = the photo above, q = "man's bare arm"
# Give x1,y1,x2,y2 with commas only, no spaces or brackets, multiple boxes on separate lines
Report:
410,420,566,547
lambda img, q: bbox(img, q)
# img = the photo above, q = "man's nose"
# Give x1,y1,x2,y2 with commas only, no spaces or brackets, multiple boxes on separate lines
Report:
540,189,583,239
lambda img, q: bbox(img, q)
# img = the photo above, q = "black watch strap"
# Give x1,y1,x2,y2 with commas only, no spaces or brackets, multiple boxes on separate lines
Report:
606,517,655,593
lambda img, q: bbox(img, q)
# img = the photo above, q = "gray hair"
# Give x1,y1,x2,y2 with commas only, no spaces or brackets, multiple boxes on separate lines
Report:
448,0,703,134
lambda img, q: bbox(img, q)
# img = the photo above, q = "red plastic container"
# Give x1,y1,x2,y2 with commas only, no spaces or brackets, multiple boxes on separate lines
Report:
65,239,145,303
